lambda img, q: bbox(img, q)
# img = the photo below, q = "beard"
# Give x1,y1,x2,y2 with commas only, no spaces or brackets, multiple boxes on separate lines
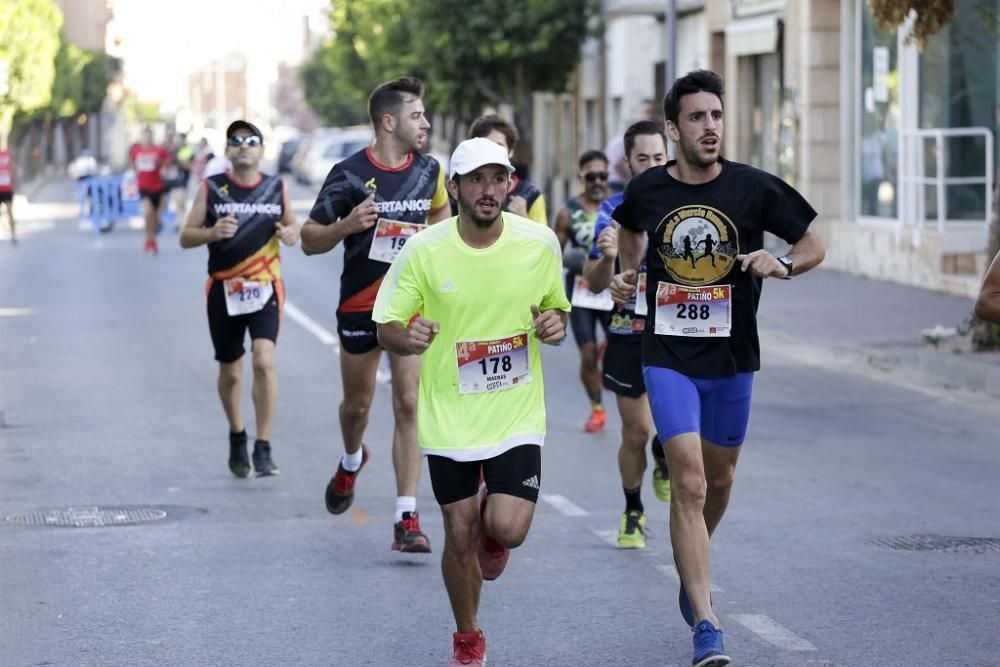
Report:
458,194,503,228
679,135,719,169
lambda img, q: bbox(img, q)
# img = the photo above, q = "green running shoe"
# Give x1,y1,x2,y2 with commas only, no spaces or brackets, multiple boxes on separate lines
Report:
616,510,647,549
652,465,672,502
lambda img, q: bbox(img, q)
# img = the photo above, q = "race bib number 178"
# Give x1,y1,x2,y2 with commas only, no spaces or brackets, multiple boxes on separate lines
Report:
456,334,532,394
654,283,731,337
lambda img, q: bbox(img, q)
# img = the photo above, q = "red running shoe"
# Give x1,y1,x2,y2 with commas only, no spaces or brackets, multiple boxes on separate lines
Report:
392,510,432,553
324,445,369,515
584,407,607,433
446,630,486,666
477,491,509,581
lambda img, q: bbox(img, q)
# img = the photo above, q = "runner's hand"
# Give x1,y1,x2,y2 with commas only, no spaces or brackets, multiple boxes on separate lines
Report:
210,215,238,241
735,250,788,278
609,269,637,305
531,304,565,345
345,194,379,235
276,222,300,246
408,317,440,354
596,223,618,259
507,195,528,217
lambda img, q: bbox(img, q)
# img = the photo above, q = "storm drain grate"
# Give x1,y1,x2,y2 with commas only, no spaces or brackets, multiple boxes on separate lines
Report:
5,506,169,528
868,535,1000,554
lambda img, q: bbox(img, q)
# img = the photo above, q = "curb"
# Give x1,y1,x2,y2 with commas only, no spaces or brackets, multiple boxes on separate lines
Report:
868,347,1000,399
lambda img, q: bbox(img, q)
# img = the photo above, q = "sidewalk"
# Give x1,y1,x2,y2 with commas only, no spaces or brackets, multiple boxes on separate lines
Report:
759,268,1000,398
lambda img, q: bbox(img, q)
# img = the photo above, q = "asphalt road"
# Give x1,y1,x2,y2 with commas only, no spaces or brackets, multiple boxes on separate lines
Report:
1,178,998,666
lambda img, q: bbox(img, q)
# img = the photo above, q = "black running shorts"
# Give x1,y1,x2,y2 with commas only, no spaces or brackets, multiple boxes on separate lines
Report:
207,278,283,363
602,338,645,398
569,305,611,346
336,310,380,355
139,189,163,209
0,191,12,204
427,445,542,506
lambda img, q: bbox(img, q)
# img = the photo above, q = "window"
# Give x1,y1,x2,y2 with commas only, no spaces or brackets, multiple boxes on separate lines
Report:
857,2,900,218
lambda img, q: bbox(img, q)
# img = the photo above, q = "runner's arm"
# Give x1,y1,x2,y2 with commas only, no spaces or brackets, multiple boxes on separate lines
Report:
782,229,825,276
179,184,214,248
554,207,569,246
301,194,377,255
975,250,1000,324
617,226,644,274
376,319,437,356
277,182,301,246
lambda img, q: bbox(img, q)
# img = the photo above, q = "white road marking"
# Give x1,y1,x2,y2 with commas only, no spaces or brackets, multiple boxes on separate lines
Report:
730,614,817,651
283,300,392,385
540,494,589,517
0,308,34,317
593,529,619,546
284,301,340,348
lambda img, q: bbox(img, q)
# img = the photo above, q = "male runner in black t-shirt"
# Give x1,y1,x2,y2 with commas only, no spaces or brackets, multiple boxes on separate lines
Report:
611,70,825,667
302,77,450,554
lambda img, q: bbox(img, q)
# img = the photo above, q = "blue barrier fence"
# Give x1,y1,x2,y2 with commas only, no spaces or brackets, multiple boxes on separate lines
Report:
76,175,177,234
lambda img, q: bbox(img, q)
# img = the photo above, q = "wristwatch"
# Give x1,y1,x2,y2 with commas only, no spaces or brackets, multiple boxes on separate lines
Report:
776,256,794,279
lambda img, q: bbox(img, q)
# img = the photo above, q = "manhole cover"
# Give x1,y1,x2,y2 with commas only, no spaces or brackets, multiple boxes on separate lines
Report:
6,506,169,528
868,535,1000,554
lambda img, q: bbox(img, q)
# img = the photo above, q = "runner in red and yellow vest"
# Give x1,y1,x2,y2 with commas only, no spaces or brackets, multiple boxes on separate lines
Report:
0,148,15,244
180,120,300,478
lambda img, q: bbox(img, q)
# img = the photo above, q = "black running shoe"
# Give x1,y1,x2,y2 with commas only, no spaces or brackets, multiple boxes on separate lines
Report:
252,440,279,477
228,431,250,478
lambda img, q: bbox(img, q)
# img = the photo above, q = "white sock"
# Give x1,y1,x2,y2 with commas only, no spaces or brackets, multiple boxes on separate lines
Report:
341,449,364,472
395,496,417,522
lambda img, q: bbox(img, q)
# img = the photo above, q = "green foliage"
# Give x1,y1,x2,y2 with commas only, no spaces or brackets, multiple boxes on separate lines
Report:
49,37,90,118
79,51,118,113
303,0,599,127
125,98,162,124
302,0,422,127
0,0,63,132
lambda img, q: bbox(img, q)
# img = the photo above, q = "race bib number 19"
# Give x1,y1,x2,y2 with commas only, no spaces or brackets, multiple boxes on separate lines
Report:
654,282,731,337
223,278,273,316
456,334,532,394
368,218,425,264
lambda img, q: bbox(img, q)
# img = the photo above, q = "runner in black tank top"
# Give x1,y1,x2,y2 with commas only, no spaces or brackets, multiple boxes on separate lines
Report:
180,120,300,480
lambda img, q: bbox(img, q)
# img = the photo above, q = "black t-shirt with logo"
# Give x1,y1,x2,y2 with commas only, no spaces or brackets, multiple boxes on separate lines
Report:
204,172,284,278
309,148,446,313
613,159,816,377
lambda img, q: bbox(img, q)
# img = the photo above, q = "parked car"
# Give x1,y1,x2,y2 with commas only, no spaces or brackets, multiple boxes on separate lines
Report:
298,127,373,186
277,137,302,174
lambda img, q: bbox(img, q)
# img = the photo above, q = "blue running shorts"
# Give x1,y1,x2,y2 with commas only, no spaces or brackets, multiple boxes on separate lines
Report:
643,366,754,447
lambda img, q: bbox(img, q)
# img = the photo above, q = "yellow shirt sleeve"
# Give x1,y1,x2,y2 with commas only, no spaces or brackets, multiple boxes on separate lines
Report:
527,194,548,227
430,161,449,212
373,245,424,325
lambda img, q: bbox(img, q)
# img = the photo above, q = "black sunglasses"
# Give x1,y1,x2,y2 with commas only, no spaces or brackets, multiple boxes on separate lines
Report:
227,135,262,147
583,171,609,183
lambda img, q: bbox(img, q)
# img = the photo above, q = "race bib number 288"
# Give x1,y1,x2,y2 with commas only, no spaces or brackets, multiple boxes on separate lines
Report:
456,334,532,394
654,282,731,337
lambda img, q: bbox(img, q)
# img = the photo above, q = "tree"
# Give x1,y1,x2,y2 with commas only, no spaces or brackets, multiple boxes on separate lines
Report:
301,0,422,128
869,0,954,49
302,0,599,140
0,0,62,135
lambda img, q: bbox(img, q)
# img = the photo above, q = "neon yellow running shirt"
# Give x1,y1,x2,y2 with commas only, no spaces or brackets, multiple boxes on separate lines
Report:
373,213,571,461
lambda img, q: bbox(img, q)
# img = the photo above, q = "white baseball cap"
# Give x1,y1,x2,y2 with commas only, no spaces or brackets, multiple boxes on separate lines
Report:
449,137,515,179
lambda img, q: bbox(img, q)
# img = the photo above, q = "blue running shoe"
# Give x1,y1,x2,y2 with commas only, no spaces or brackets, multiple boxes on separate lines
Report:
692,620,730,667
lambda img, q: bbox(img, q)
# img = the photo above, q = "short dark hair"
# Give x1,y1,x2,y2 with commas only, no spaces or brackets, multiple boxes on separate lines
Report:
623,120,666,157
468,115,519,150
368,76,424,127
578,149,608,169
664,70,725,124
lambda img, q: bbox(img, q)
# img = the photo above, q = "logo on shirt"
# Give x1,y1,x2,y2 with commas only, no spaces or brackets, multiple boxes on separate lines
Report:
364,177,377,192
218,184,230,197
438,279,457,293
376,198,432,215
522,475,540,490
654,205,738,286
